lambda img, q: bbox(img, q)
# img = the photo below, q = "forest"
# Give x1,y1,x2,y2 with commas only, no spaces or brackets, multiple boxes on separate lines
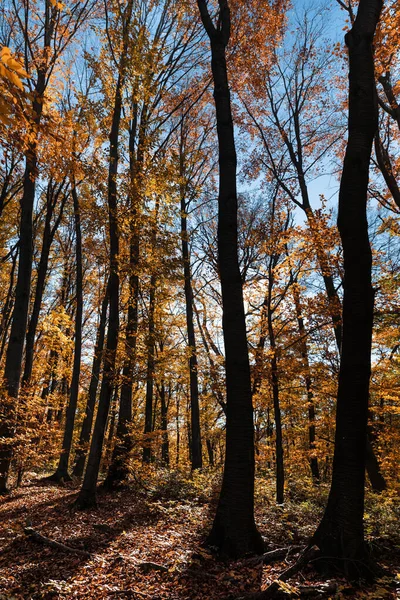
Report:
0,0,399,597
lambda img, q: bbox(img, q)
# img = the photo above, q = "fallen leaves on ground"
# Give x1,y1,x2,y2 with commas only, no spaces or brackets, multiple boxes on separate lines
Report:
0,476,399,599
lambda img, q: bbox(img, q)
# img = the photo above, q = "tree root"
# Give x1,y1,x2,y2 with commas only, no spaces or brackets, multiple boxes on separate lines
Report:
235,545,321,599
24,524,91,558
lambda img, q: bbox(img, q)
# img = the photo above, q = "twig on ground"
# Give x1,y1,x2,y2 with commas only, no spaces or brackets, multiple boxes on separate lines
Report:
24,525,91,558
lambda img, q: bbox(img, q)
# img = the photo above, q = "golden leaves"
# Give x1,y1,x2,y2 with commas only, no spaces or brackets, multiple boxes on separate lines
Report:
0,46,29,125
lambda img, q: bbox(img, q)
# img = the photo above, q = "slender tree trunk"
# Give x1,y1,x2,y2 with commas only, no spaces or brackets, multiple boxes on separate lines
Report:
160,381,170,467
180,191,202,469
49,183,83,482
0,70,46,494
194,302,227,413
104,105,143,488
291,280,320,482
197,0,263,556
143,274,156,464
74,5,133,503
73,286,109,478
176,393,180,467
23,180,67,386
269,337,284,505
374,132,400,210
266,276,284,505
206,439,214,466
0,250,18,365
313,0,382,575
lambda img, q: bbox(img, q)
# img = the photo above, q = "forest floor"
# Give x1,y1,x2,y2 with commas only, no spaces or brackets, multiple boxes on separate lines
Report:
1,470,399,600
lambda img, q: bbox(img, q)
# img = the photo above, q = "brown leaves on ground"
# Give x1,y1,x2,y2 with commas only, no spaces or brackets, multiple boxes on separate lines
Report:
0,478,399,599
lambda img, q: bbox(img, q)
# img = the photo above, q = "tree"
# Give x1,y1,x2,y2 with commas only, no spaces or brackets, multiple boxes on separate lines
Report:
313,0,382,576
196,0,264,557
0,0,94,494
74,0,134,508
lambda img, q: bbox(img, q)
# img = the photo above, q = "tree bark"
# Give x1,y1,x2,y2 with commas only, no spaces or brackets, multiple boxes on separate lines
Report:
160,380,170,466
0,69,46,494
22,179,67,386
74,1,134,504
104,104,144,488
267,303,284,505
313,0,382,576
197,0,263,557
291,280,320,482
180,183,202,469
73,284,109,478
143,273,156,464
49,182,83,482
0,249,18,366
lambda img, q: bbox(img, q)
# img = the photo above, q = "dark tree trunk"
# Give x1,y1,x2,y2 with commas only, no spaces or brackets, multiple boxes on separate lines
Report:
23,180,67,386
206,438,215,467
73,286,109,478
74,1,133,503
49,183,83,483
0,249,18,365
265,266,284,505
194,302,227,413
181,192,202,469
143,273,156,464
268,324,284,505
176,394,180,466
313,0,382,576
160,381,170,467
296,111,384,494
104,104,144,488
0,70,46,494
374,132,400,210
197,0,263,557
291,280,320,483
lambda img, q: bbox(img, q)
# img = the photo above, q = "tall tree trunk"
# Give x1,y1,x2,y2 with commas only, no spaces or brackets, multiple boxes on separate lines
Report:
104,104,144,488
267,308,284,505
0,249,18,365
74,1,134,505
73,285,109,478
143,273,156,464
0,69,46,494
180,186,202,469
176,393,180,467
197,0,263,557
160,381,170,467
374,132,400,210
313,0,382,576
291,279,320,482
49,183,83,482
22,180,67,386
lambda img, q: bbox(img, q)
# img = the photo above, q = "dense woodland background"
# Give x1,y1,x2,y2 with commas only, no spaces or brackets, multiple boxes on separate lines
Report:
0,0,400,598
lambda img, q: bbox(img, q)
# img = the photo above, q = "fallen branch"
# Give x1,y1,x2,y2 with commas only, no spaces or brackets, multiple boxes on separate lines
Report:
24,526,91,558
236,546,321,599
258,546,321,599
243,546,304,567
